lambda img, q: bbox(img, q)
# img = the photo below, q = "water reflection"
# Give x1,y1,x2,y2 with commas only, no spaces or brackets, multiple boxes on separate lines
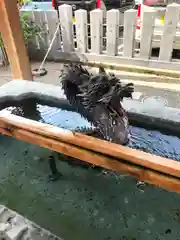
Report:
6,104,180,162
128,126,180,161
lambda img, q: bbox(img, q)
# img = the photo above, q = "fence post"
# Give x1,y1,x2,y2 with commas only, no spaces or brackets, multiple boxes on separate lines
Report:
39,11,49,49
159,3,180,62
90,9,103,54
31,10,41,49
123,9,137,58
75,9,88,53
32,10,46,49
46,10,61,54
59,4,74,53
106,9,119,56
139,9,156,59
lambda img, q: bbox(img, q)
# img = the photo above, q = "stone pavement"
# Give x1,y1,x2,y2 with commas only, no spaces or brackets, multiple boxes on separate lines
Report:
1,61,180,109
0,205,61,240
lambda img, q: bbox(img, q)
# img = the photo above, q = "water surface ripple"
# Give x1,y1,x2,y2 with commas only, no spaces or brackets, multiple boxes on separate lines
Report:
8,104,180,162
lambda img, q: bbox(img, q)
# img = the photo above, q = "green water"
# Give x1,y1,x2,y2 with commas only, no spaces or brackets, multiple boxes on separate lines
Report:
1,134,180,240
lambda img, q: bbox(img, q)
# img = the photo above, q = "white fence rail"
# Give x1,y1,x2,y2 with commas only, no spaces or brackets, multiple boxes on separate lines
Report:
19,4,180,70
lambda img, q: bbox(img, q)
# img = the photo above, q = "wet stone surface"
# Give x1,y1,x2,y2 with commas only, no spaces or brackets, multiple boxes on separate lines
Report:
142,96,168,107
1,80,180,126
132,84,180,109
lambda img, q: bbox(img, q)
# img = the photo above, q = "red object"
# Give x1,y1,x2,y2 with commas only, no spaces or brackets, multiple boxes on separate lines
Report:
136,4,141,30
52,0,55,8
144,0,161,6
137,4,141,17
97,0,101,8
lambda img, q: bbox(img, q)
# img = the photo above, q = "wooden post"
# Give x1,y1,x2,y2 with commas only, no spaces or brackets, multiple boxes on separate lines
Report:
0,0,33,80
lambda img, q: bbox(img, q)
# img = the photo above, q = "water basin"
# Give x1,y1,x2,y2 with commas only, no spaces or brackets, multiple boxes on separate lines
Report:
5,102,180,162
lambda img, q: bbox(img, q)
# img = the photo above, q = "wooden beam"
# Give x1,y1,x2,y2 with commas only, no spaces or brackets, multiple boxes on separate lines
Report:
0,111,180,180
1,126,180,193
0,0,33,80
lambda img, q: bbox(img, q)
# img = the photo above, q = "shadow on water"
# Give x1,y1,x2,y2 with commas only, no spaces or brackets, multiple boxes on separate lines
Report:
1,99,180,240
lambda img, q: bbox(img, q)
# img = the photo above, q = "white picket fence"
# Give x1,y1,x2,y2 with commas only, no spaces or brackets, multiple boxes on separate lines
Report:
20,3,180,70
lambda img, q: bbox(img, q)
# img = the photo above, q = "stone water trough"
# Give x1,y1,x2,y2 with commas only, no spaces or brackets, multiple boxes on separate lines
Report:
0,80,180,193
